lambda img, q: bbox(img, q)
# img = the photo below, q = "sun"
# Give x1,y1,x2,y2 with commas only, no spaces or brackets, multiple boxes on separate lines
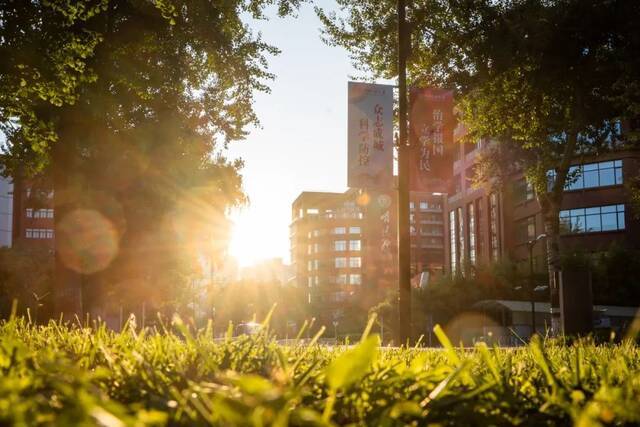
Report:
228,210,274,268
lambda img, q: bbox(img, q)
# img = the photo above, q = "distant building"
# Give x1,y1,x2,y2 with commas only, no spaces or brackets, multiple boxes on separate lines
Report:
240,257,291,285
290,188,446,327
11,176,55,250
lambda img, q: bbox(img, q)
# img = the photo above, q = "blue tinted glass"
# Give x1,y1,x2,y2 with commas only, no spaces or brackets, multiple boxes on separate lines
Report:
598,161,614,169
615,168,623,184
617,204,625,211
559,210,570,217
585,215,601,232
571,216,584,233
559,217,571,233
585,207,600,215
583,163,598,171
599,168,615,186
601,213,617,231
618,212,625,229
601,205,616,213
583,170,599,188
614,160,622,167
570,208,585,216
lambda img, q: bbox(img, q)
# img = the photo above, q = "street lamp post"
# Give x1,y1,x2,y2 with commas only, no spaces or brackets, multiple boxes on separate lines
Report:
527,234,547,335
396,0,412,345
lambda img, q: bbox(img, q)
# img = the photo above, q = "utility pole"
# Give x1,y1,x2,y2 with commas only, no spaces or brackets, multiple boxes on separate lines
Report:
397,0,412,344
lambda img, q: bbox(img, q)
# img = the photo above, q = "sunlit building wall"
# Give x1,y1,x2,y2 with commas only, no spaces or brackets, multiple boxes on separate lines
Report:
0,173,12,248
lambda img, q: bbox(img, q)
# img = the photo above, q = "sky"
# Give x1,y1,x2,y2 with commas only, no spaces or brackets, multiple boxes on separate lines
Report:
227,1,359,266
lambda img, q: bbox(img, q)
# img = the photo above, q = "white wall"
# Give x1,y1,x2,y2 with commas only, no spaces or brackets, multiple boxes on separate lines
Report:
0,173,12,247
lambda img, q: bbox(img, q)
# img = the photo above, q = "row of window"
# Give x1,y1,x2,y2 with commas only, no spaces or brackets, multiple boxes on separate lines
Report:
25,228,54,239
548,159,623,191
307,274,362,287
334,240,361,251
409,201,443,211
332,226,361,234
560,204,625,234
334,257,362,268
26,208,54,219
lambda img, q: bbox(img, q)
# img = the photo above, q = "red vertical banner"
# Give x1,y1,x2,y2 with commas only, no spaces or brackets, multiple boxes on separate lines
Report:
408,88,455,192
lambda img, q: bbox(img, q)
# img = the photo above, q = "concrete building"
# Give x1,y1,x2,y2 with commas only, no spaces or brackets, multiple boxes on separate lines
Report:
290,188,447,327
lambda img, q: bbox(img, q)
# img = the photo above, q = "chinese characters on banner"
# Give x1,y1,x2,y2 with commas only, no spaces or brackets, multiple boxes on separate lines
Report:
348,82,394,189
409,88,455,193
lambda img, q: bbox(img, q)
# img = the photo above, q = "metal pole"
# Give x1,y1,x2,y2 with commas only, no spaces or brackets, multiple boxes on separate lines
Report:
397,0,412,344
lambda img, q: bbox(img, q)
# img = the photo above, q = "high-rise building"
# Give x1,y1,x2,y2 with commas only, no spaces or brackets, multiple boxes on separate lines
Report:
290,188,446,328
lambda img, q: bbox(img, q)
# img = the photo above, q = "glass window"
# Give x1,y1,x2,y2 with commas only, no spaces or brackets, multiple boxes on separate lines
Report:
349,240,361,251
308,277,313,287
549,160,623,191
333,227,346,234
349,226,361,234
457,207,465,267
349,274,362,285
559,204,625,234
349,257,361,268
307,208,319,214
335,257,347,268
489,193,500,261
516,216,536,244
336,274,348,285
513,179,534,204
449,210,457,273
26,208,33,218
334,240,347,251
409,202,415,210
467,202,476,264
419,201,428,210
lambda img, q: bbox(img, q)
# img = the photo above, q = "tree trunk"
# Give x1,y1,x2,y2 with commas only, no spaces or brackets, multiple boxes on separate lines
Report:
52,112,83,321
543,202,562,334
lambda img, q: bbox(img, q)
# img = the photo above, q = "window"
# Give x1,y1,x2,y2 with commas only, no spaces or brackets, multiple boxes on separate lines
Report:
516,216,536,244
560,204,625,234
336,274,348,285
513,179,534,204
349,257,361,268
306,208,319,214
476,198,484,258
349,226,361,234
307,261,313,272
25,228,54,239
333,227,346,234
409,202,415,210
349,240,361,251
334,240,347,251
548,160,623,191
335,257,347,268
457,207,465,267
308,277,313,287
467,202,476,265
449,210,457,273
349,274,362,285
26,208,33,218
419,201,428,210
489,193,500,261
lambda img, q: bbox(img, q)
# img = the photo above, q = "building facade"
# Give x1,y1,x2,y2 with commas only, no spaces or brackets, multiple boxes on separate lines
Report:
11,176,55,250
290,188,447,328
444,144,640,277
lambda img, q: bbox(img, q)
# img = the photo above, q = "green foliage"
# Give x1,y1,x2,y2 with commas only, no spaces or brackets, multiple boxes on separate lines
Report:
1,314,640,426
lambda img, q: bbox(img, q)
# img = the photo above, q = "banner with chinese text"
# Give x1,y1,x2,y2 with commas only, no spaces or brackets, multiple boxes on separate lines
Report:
347,82,394,189
408,88,455,192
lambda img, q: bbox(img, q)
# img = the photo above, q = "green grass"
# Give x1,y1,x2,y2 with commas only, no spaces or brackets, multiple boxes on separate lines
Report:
1,313,639,426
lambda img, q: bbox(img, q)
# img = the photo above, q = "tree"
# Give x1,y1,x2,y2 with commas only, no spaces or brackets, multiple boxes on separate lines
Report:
317,0,640,328
1,0,303,316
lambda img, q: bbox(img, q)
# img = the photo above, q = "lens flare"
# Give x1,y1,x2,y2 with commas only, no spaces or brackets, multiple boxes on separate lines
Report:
57,209,120,274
